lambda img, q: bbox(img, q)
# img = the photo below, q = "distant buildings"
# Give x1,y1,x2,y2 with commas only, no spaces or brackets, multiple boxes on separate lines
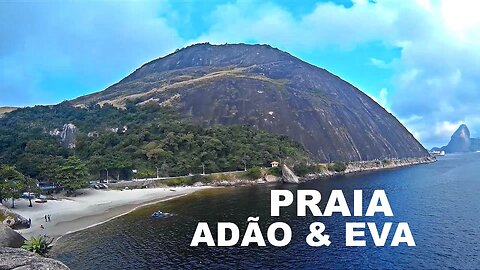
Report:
429,150,446,157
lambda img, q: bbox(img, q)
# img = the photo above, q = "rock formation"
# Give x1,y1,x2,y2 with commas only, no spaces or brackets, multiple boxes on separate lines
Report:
0,205,30,230
50,123,78,148
60,123,77,148
0,224,25,248
0,248,70,270
434,124,480,153
282,164,300,184
443,124,471,153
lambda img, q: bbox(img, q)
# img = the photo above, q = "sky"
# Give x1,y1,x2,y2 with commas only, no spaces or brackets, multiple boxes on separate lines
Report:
1,0,480,148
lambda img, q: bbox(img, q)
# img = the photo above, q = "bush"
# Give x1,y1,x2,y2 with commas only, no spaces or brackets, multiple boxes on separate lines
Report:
293,162,315,176
22,235,53,256
328,162,347,172
245,167,262,180
162,177,195,186
268,166,282,176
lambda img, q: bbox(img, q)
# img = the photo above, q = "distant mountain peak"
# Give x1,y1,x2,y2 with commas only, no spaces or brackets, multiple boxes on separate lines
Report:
437,124,480,153
452,124,470,139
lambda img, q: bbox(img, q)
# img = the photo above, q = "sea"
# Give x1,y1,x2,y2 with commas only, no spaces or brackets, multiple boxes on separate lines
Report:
50,153,480,269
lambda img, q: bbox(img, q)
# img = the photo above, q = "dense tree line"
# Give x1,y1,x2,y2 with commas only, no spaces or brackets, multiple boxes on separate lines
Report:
0,101,308,187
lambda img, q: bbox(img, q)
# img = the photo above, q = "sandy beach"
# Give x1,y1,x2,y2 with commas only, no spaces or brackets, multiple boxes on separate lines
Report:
9,186,208,240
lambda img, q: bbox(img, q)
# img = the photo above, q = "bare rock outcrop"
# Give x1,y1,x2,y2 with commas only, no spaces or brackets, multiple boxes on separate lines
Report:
282,164,299,184
50,123,78,148
0,224,25,248
0,205,30,230
0,248,70,270
60,123,77,148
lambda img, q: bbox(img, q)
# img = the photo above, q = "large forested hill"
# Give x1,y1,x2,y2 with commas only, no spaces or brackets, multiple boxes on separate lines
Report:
73,43,428,162
0,43,429,181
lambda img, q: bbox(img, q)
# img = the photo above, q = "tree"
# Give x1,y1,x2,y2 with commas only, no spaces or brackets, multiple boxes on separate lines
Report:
0,165,26,208
24,177,39,207
55,156,89,195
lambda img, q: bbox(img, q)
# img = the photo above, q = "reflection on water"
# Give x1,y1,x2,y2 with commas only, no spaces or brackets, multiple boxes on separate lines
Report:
51,153,480,269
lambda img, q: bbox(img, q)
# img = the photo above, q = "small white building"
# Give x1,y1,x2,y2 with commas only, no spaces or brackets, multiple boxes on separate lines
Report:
271,161,280,167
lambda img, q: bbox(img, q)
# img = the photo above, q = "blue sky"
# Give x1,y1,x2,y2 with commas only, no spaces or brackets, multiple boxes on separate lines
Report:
1,0,480,148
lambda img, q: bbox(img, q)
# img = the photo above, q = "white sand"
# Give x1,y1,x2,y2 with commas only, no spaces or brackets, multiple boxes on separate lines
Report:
10,186,208,239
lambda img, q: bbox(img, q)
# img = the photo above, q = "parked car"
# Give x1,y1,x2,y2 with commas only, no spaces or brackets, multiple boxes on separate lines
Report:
21,192,35,199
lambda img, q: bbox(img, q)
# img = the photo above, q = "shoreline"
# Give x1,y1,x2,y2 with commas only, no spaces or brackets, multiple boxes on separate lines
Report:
52,193,191,245
11,186,210,240
300,156,436,181
8,156,435,243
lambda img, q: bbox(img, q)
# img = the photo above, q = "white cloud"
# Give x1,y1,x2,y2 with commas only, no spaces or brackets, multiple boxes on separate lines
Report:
193,0,396,49
0,1,183,105
434,121,465,138
370,58,390,69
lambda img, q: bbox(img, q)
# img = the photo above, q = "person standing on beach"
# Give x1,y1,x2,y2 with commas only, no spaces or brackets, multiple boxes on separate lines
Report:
47,215,51,222
44,215,47,222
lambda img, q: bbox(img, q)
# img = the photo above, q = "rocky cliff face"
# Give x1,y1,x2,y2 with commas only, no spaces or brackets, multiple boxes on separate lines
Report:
443,124,471,152
60,123,77,148
282,164,300,184
50,123,77,148
73,43,428,162
437,124,480,153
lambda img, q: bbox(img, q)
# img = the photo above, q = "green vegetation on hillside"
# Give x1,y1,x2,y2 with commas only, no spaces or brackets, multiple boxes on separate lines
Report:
0,101,309,187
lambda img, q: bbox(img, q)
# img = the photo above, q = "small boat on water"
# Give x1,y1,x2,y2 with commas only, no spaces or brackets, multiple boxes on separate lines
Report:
151,211,173,218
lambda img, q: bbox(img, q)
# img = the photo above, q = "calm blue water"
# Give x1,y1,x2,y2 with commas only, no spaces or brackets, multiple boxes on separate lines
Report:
51,153,480,269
